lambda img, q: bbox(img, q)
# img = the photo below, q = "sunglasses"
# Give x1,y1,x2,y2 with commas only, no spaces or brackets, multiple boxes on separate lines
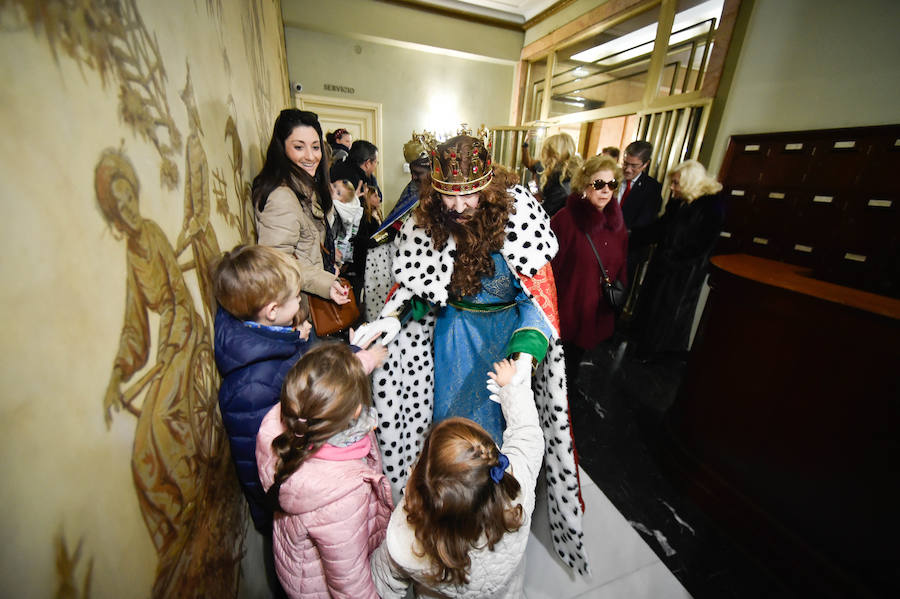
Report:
591,179,619,191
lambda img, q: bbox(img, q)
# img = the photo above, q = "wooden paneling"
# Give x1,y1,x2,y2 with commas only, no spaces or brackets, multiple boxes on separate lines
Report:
716,125,900,298
663,254,900,598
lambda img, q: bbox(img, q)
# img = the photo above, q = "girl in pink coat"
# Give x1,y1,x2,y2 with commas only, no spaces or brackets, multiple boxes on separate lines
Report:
256,342,393,598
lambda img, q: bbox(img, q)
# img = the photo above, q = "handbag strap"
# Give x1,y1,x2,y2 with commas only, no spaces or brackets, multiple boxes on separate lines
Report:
583,231,612,283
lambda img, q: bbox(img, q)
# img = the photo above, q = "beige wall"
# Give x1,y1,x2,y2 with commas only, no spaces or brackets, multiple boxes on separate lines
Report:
0,1,288,596
282,0,520,212
283,0,523,61
705,0,900,173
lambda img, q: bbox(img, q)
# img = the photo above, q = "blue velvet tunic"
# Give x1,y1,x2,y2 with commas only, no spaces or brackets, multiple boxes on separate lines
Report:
432,253,552,443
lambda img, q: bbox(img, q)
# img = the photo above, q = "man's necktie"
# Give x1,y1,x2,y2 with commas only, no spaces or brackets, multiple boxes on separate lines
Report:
621,179,633,205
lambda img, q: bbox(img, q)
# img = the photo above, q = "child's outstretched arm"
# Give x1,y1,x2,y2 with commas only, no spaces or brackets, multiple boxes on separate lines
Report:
486,358,540,435
354,343,388,374
486,359,544,511
486,358,516,401
349,327,389,374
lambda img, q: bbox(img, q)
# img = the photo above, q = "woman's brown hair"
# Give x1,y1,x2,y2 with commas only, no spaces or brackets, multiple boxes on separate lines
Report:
252,109,332,216
413,167,514,299
403,417,524,586
265,342,371,511
364,186,383,223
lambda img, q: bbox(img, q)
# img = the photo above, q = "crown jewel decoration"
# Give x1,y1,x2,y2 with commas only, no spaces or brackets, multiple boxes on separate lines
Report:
416,124,494,196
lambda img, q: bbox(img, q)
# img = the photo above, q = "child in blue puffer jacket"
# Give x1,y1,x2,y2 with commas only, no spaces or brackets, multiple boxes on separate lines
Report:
213,244,386,526
212,245,385,595
213,245,311,531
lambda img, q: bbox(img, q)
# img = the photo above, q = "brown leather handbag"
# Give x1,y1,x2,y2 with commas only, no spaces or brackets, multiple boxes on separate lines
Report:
307,279,360,335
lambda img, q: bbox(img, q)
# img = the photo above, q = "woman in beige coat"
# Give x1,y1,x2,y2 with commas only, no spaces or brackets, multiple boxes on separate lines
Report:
253,109,350,306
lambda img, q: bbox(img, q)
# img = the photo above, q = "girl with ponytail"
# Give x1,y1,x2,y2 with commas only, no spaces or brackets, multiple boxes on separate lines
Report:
370,358,545,598
256,342,392,599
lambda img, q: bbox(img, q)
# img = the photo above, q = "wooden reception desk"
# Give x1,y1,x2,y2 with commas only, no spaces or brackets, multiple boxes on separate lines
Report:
662,254,899,598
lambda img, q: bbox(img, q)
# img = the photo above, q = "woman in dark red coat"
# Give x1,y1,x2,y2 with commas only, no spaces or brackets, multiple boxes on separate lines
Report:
550,154,628,388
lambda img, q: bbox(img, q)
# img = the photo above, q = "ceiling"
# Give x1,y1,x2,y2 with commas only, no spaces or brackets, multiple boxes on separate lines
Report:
413,0,562,24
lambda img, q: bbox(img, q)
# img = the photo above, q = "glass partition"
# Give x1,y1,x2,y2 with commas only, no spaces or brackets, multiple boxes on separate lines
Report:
522,57,548,123
519,0,727,120
547,6,660,117
657,0,724,97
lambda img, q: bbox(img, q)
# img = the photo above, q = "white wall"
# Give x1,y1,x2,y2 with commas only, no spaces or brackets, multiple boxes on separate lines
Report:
282,0,520,211
706,0,900,172
283,0,523,61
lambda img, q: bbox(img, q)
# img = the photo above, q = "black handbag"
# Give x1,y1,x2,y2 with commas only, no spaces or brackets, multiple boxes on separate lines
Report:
584,232,627,313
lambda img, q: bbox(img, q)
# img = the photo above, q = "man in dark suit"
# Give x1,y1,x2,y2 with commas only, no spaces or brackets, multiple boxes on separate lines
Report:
330,139,381,198
618,141,663,306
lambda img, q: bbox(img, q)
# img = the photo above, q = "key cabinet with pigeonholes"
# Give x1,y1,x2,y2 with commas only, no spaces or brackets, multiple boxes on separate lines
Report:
715,124,900,298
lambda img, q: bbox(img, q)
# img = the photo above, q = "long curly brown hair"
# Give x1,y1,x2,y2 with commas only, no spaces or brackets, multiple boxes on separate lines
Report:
414,167,515,298
403,417,524,586
265,342,371,511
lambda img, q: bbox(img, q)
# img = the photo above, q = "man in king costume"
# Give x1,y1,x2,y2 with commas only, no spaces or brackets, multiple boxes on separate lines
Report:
355,127,589,575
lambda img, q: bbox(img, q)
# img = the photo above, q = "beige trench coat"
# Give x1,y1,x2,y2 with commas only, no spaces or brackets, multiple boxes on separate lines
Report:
255,184,336,299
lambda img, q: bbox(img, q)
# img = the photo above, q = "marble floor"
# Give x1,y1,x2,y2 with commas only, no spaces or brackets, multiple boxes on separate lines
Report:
543,334,799,599
524,466,692,598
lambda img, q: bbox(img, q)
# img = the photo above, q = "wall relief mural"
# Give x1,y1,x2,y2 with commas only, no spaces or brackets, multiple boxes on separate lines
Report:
2,0,289,596
10,0,184,189
54,529,93,599
175,63,221,324
243,0,287,152
96,147,243,597
217,105,257,244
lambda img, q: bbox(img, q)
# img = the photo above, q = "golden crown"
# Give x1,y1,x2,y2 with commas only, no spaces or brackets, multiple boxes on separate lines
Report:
416,124,493,196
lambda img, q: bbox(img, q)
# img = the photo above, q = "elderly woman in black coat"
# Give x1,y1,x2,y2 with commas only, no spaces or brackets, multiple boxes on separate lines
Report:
630,159,724,361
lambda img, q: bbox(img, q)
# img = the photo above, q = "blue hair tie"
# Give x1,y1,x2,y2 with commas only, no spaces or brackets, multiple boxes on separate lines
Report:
489,453,510,483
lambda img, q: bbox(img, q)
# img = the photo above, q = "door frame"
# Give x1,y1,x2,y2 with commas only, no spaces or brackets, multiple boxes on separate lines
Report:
295,93,384,185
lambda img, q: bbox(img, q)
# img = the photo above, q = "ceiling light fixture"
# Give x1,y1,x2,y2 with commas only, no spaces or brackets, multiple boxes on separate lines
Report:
570,0,723,65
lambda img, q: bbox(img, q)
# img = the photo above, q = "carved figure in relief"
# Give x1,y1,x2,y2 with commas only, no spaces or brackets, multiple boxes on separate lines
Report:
216,108,256,243
96,148,241,597
175,64,220,323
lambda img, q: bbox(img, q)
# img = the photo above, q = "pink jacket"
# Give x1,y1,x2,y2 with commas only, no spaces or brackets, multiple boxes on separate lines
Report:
256,404,394,598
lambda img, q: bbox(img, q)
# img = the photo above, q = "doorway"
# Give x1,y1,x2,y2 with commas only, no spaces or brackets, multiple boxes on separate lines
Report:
295,92,384,187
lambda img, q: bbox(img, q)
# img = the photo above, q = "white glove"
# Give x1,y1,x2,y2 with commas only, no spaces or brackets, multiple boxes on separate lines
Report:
511,353,534,388
486,378,502,403
351,316,401,347
486,354,533,403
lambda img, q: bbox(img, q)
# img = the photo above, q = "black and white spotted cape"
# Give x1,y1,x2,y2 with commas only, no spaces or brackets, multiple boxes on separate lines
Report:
371,185,590,575
363,242,395,322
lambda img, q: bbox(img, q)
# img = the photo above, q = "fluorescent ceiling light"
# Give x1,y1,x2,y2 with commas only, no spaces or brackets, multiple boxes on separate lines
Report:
425,0,560,23
554,97,585,107
570,0,723,65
